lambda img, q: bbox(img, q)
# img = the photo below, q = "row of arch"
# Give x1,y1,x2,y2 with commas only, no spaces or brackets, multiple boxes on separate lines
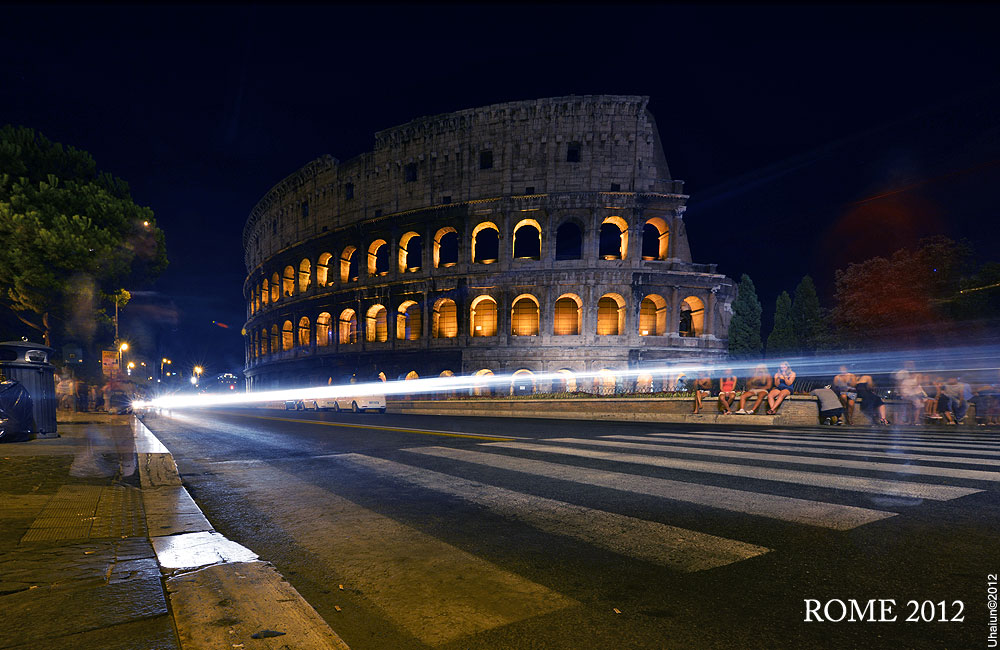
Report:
249,292,705,359
249,216,670,315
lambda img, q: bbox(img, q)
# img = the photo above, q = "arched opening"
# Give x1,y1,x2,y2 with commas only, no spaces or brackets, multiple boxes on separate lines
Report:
368,240,389,276
261,279,270,306
316,253,332,287
270,324,279,354
680,295,705,337
636,373,654,393
472,222,499,264
639,294,668,336
281,320,293,351
298,259,311,293
555,221,583,260
398,232,423,273
553,294,581,335
473,368,494,397
432,298,458,338
260,327,268,357
440,370,455,377
553,369,577,393
377,372,387,382
366,304,388,342
340,246,358,282
316,312,332,347
596,369,618,395
512,219,541,260
598,216,628,259
642,217,669,260
510,295,539,336
511,369,535,395
270,272,280,302
396,300,422,340
282,266,295,298
338,309,358,344
597,293,625,335
404,371,419,380
434,227,459,268
470,295,497,336
297,316,311,347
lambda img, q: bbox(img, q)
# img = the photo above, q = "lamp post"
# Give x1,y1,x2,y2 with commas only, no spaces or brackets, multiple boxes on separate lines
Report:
192,365,203,386
160,358,171,382
118,342,129,378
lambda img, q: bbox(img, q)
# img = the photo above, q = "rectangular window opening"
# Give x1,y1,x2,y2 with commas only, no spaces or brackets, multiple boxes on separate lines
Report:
567,143,581,163
404,163,417,183
345,183,354,200
479,150,493,170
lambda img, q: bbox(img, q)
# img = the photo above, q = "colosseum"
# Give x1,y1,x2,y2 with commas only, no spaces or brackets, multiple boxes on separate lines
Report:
242,95,735,394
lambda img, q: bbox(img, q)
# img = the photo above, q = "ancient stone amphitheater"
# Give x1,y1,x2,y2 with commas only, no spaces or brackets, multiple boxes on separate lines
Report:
242,95,734,394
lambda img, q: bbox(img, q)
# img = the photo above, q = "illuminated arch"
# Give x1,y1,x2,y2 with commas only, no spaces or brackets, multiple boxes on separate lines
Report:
597,293,626,335
276,321,290,351
432,298,458,338
512,218,541,260
270,324,279,354
598,216,628,259
439,370,455,377
282,266,295,298
552,369,577,393
338,309,358,344
470,295,498,337
270,272,280,302
298,259,311,293
473,368,494,396
510,294,539,336
366,304,388,342
297,316,310,348
340,246,358,282
396,300,422,341
316,312,332,347
636,372,654,393
404,371,419,380
553,293,582,335
398,232,422,273
639,294,668,336
368,239,389,276
471,222,499,264
642,217,669,260
261,279,269,306
434,227,459,268
596,369,618,395
377,372,387,382
316,252,332,287
555,220,583,260
680,295,705,337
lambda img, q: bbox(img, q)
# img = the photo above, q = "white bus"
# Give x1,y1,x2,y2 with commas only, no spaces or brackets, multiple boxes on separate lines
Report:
291,394,387,413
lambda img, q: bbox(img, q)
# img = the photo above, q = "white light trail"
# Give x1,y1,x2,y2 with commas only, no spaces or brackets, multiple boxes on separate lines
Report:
134,342,1000,412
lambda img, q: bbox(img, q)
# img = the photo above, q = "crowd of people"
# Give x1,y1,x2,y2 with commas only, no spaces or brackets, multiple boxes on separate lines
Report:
686,361,1000,427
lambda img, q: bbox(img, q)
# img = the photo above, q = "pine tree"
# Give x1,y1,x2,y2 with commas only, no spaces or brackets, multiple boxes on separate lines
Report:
728,274,762,359
766,291,797,357
790,275,827,354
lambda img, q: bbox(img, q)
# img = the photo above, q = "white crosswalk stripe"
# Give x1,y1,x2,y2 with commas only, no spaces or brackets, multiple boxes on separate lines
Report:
603,434,1000,466
653,431,1000,456
537,437,1000,482
335,453,771,572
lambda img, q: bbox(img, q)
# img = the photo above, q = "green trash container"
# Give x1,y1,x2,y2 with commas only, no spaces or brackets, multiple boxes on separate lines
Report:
0,341,57,434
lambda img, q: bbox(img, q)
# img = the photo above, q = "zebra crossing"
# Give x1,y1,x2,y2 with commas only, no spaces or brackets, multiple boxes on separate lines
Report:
328,428,995,576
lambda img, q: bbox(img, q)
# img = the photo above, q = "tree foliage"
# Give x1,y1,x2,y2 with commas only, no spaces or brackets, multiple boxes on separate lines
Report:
0,125,167,346
766,291,796,357
728,274,763,359
831,236,973,345
790,275,828,353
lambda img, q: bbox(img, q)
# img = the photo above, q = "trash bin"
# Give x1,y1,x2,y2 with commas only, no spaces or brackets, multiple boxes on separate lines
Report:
0,341,57,434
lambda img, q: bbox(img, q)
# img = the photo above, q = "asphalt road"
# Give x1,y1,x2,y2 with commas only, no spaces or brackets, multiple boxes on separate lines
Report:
139,408,1000,650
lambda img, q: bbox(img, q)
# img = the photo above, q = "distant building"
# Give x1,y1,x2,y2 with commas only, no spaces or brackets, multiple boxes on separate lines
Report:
242,95,735,393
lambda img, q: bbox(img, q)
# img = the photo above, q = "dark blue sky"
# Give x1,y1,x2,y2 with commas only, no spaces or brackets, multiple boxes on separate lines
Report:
3,4,998,374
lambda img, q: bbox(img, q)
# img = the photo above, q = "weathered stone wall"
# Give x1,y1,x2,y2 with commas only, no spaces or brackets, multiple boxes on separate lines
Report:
242,95,734,391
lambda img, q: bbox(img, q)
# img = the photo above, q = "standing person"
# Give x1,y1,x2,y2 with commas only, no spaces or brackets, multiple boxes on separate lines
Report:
736,365,771,415
692,372,713,414
855,374,889,426
766,361,796,415
718,368,738,415
833,366,857,425
895,370,928,426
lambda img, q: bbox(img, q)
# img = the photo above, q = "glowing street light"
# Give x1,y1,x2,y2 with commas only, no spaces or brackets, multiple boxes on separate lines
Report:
192,365,204,385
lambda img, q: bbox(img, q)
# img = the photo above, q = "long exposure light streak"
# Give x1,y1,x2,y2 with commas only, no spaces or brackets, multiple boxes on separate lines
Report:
135,343,999,411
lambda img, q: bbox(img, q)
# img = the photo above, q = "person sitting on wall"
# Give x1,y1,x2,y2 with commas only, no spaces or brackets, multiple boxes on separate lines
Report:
766,361,796,415
833,365,857,425
855,373,889,426
811,385,846,425
718,368,738,415
692,371,713,414
736,365,771,414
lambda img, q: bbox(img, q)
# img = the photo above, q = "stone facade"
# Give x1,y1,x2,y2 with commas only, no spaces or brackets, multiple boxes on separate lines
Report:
242,95,735,391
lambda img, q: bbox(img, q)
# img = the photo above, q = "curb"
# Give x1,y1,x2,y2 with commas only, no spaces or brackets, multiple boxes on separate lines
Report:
132,416,351,650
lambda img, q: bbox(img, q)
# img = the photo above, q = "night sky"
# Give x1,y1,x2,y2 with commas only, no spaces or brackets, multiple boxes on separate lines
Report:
3,5,998,376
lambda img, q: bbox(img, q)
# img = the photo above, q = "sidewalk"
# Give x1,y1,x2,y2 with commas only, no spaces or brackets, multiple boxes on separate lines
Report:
0,417,350,650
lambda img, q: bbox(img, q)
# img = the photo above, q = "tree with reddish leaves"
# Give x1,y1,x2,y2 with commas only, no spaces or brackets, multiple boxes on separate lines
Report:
831,236,973,347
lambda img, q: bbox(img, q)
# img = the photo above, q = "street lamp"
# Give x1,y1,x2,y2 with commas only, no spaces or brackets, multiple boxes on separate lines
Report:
118,342,129,377
160,358,171,381
193,365,203,385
